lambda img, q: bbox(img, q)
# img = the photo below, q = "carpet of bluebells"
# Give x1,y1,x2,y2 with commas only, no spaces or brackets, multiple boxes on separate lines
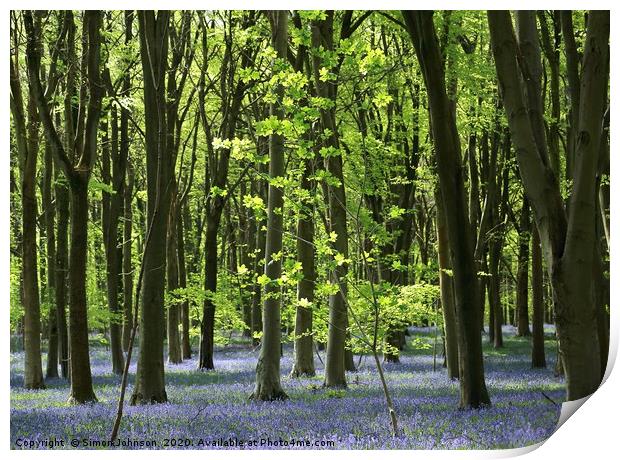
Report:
10,325,563,450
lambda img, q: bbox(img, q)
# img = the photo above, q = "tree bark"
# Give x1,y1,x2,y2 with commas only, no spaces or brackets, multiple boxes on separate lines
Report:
538,11,562,177
291,158,316,377
404,11,490,409
120,10,134,354
43,143,59,378
312,12,350,387
560,11,581,182
489,10,608,399
167,187,182,364
68,176,97,402
178,212,192,359
251,168,266,346
102,105,126,375
252,10,288,401
199,217,219,370
515,198,531,337
239,182,254,338
10,54,45,390
435,186,459,380
131,10,172,404
122,164,134,352
25,10,104,402
55,172,70,379
531,225,546,368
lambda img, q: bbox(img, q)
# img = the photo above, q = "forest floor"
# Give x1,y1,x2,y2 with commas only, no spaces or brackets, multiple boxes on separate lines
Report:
10,326,563,450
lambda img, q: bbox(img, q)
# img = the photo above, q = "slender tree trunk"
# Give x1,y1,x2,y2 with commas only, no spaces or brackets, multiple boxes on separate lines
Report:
404,11,490,408
67,177,97,402
516,198,531,337
251,188,266,346
43,142,59,378
291,157,316,377
102,107,126,375
531,225,546,368
312,12,350,387
595,109,610,379
240,182,255,339
252,10,288,400
166,189,182,364
120,11,134,352
178,213,191,359
560,11,581,182
199,216,219,370
131,11,171,404
489,238,503,349
486,256,494,344
55,173,70,379
593,240,609,380
122,164,134,351
10,60,45,389
435,186,459,380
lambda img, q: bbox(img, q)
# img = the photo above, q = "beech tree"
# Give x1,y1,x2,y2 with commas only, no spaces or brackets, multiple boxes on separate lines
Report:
290,12,316,378
403,10,491,409
251,10,289,401
489,10,609,400
197,11,258,370
131,10,172,404
25,10,104,403
10,28,45,390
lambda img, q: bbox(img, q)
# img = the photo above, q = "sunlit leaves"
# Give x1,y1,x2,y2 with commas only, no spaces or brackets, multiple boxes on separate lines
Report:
334,253,351,267
297,297,312,309
209,185,228,198
388,205,406,220
359,47,386,75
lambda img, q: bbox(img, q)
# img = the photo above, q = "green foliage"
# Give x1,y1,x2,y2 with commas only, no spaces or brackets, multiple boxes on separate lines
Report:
8,11,600,392
345,281,441,356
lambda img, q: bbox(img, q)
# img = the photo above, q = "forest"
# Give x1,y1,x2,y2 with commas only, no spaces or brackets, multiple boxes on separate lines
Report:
10,10,609,450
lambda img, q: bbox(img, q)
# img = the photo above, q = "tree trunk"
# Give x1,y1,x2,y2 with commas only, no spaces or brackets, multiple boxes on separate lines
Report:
122,164,134,352
199,216,219,370
531,225,546,368
538,11,562,177
55,173,70,379
166,188,182,364
10,60,45,389
43,143,59,378
131,11,171,404
240,182,255,339
102,107,126,375
68,176,97,402
291,157,316,378
251,195,266,346
560,11,581,182
404,11,490,409
120,10,133,353
252,10,288,401
489,237,503,349
178,213,192,359
489,10,608,399
435,186,459,380
516,198,531,337
312,12,350,388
